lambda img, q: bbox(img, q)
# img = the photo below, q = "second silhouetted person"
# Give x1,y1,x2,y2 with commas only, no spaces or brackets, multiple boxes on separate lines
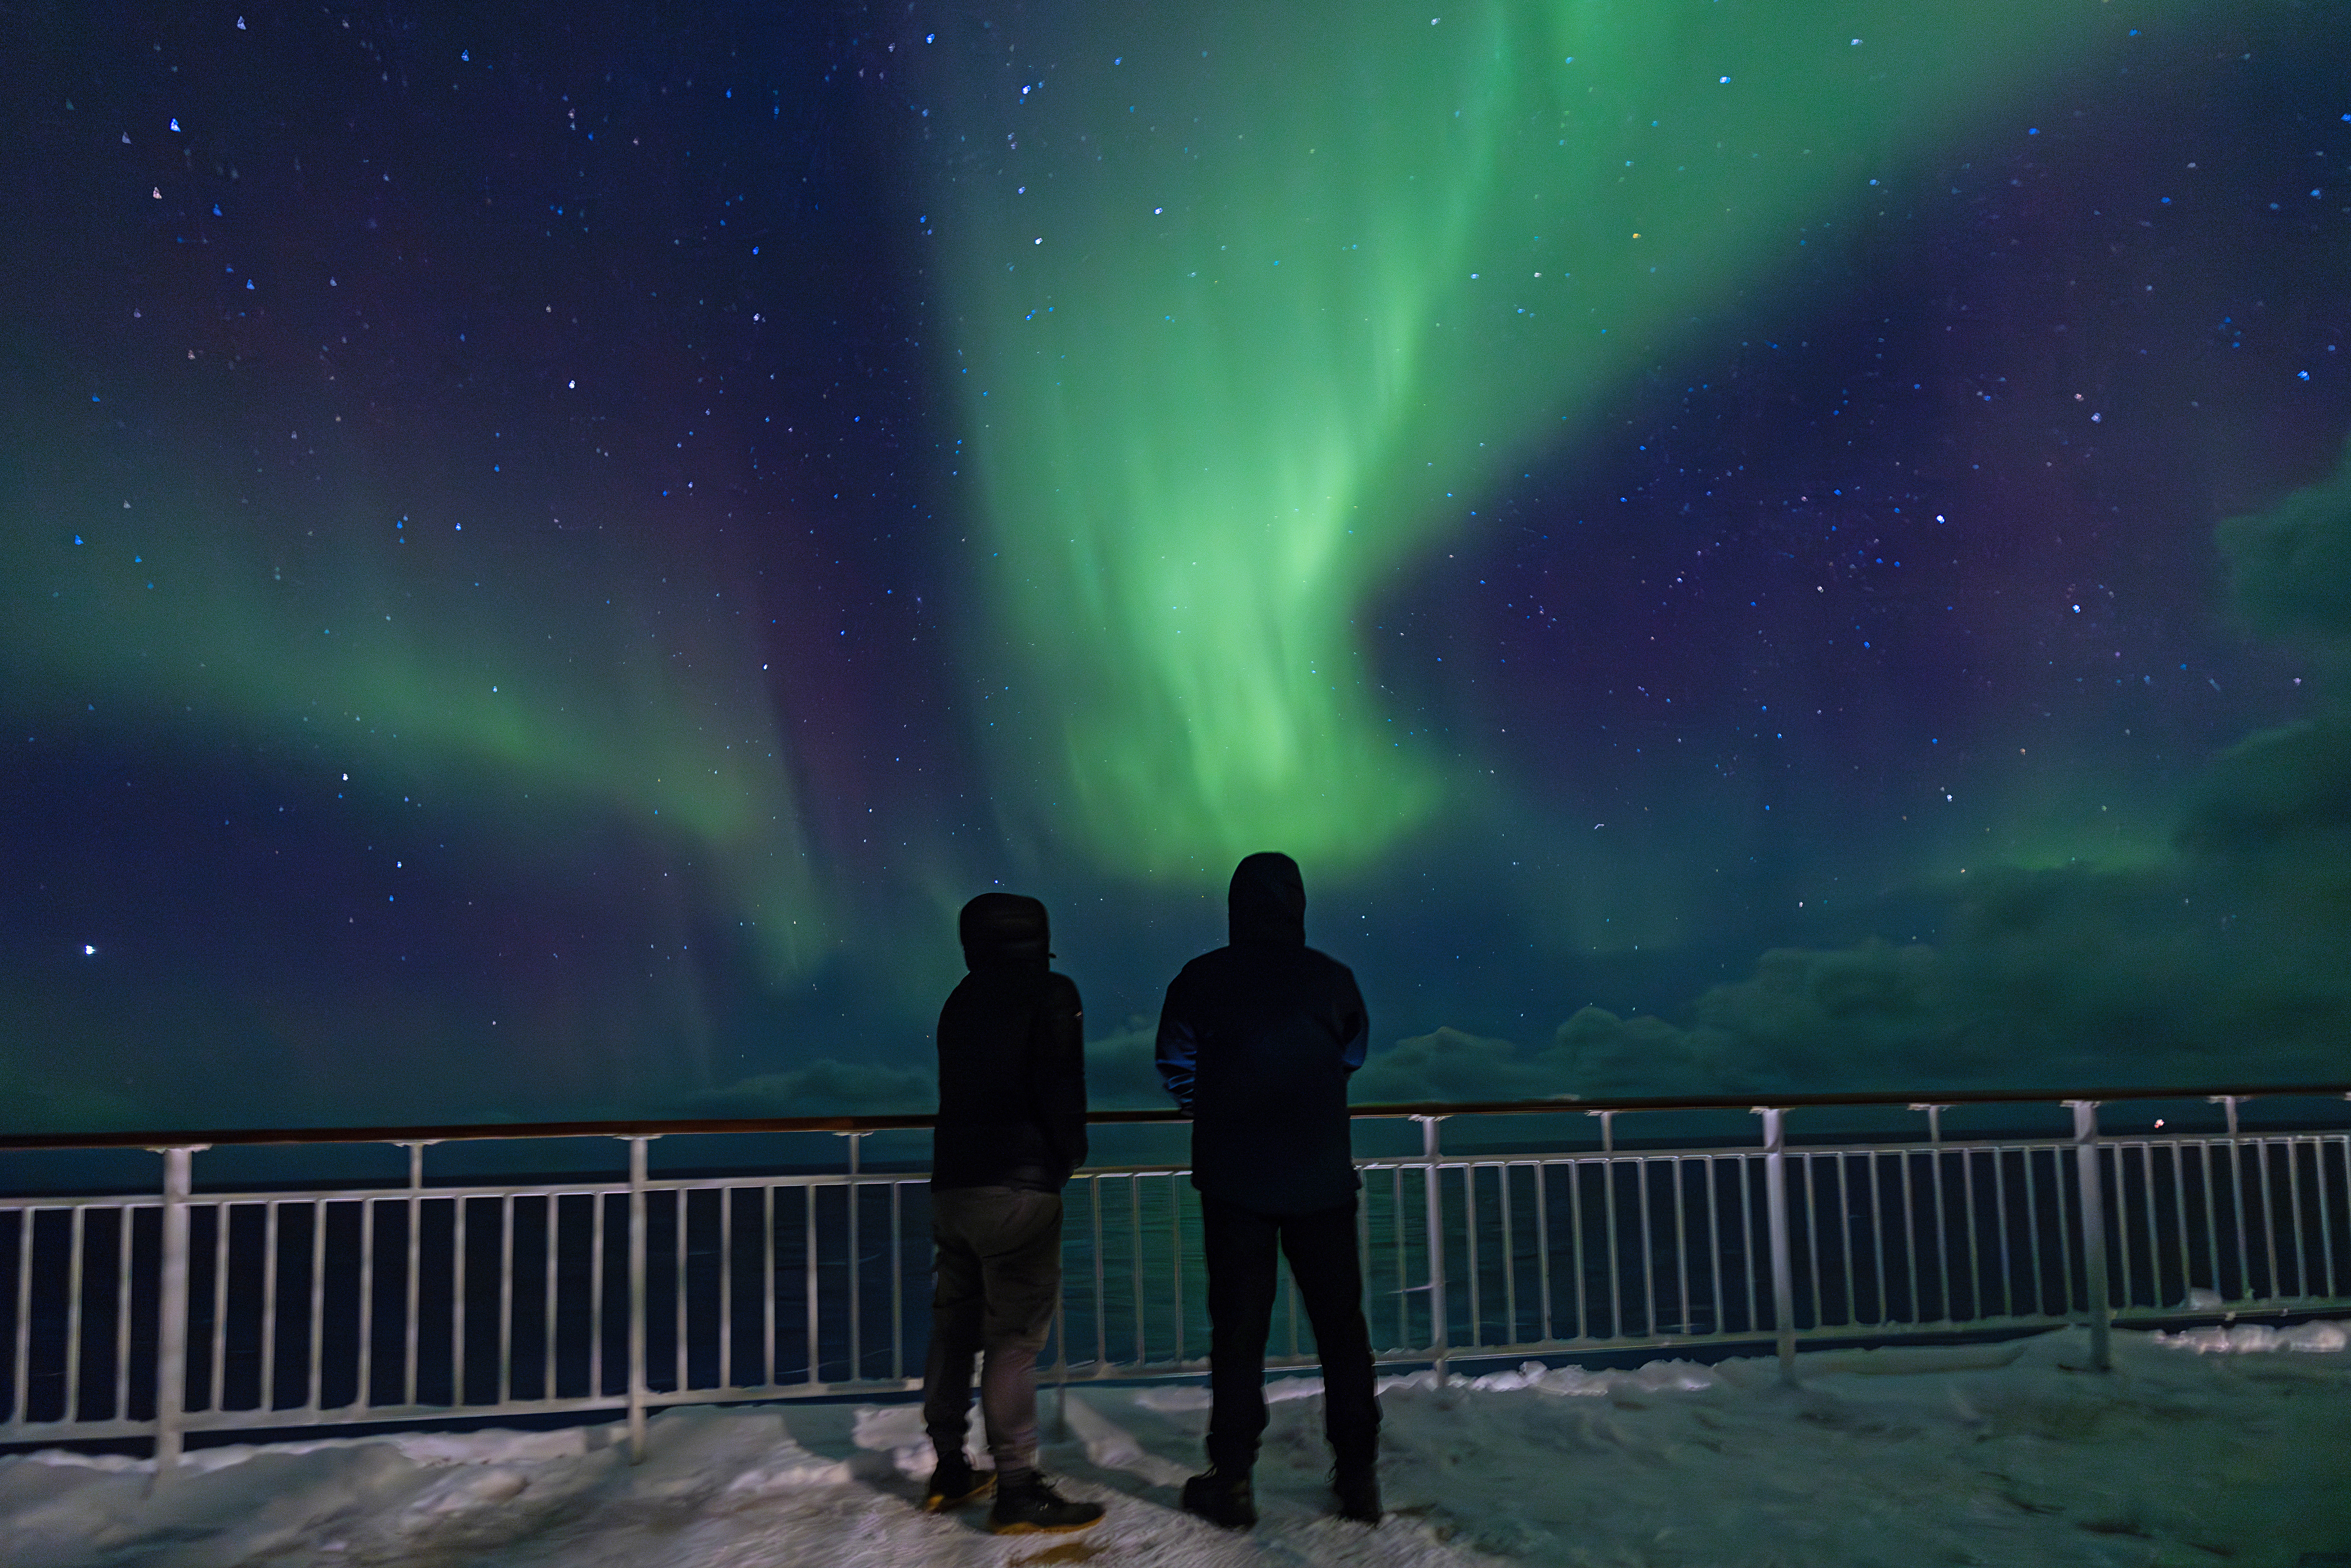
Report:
1156,852,1381,1528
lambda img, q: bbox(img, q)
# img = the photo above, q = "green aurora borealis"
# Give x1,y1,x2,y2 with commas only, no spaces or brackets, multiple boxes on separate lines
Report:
933,0,2176,877
3,0,2348,1131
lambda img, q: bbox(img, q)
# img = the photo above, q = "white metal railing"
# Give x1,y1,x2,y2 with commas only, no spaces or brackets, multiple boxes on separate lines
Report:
3,1087,2348,1469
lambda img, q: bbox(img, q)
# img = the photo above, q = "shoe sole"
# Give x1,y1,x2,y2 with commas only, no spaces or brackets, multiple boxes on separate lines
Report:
1182,1508,1257,1530
922,1479,996,1512
989,1516,1104,1535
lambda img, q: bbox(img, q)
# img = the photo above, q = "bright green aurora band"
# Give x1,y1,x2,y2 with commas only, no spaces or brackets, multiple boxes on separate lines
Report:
931,0,2172,881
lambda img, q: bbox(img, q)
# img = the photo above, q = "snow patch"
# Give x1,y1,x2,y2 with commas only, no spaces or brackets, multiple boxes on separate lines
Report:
2151,1318,2350,1353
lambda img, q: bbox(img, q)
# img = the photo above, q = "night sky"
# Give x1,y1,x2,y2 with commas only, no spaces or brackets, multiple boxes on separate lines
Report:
5,1,2348,1135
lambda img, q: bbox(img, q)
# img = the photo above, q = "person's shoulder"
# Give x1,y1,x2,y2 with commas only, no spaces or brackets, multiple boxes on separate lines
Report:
1171,946,1232,982
1300,945,1358,980
1042,970,1083,1009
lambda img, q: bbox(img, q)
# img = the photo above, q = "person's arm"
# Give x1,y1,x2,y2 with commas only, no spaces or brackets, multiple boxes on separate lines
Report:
1154,976,1198,1113
1031,974,1089,1174
1335,967,1370,1074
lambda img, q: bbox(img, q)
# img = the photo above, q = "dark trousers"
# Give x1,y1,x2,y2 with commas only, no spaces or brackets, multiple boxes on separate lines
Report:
921,1186,1062,1475
1201,1192,1380,1474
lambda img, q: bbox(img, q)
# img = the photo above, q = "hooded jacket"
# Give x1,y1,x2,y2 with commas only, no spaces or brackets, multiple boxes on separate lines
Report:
1155,853,1369,1215
931,893,1089,1192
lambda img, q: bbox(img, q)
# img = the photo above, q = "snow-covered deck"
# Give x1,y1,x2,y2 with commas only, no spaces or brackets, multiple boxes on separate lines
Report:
6,1323,2346,1567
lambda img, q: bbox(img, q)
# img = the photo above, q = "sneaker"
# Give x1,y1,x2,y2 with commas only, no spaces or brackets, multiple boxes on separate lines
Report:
922,1456,994,1512
989,1471,1105,1534
1333,1460,1381,1524
1180,1467,1258,1530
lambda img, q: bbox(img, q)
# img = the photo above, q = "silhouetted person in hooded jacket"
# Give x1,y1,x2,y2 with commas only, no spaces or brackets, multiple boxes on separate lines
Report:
1156,852,1381,1528
920,892,1103,1535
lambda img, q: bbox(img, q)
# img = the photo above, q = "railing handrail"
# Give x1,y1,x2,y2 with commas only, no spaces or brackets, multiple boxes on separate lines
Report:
4,1080,2348,1153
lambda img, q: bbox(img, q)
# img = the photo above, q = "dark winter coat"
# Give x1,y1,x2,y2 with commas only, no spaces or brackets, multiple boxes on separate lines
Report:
931,893,1089,1192
1155,854,1369,1216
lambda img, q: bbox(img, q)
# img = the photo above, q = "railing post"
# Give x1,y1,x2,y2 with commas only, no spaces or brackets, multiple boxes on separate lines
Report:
627,1136,653,1460
150,1144,202,1485
2069,1102,2112,1371
1757,1109,1797,1383
1415,1115,1449,1380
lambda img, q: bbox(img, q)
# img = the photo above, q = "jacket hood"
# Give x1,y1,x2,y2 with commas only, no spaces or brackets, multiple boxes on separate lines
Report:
959,892,1052,971
1228,852,1306,946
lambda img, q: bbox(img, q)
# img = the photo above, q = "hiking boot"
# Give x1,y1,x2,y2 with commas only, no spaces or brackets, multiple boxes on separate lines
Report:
989,1471,1105,1534
922,1455,994,1512
1333,1459,1381,1524
1180,1467,1258,1529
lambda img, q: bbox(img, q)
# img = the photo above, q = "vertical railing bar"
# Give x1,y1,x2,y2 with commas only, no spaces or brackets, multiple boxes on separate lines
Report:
2317,1136,2339,1299
1836,1156,1858,1329
719,1187,734,1391
1171,1173,1187,1366
1419,1118,1449,1374
114,1201,136,1422
803,1183,819,1387
1868,1151,1889,1325
351,1197,379,1414
2069,1102,2112,1371
1382,1166,1401,1354
1991,1147,2014,1320
762,1186,777,1389
2170,1140,2196,1308
404,1144,425,1410
2199,1137,2223,1301
1928,1118,1952,1324
1464,1164,1483,1348
446,1196,464,1409
1634,1157,1654,1339
2021,1148,2045,1318
1898,1145,1920,1326
1738,1154,1757,1336
497,1193,516,1406
2255,1135,2282,1301
1602,1150,1622,1342
63,1213,87,1429
889,1180,905,1382
305,1199,326,1412
152,1146,199,1480
1669,1158,1690,1340
2285,1137,2310,1300
1961,1148,1983,1322
2138,1143,2161,1311
1503,1163,1522,1345
64,1207,88,1424
259,1201,280,1414
2108,1145,2134,1312
10,1204,34,1426
844,1134,863,1383
1534,1159,1555,1343
1132,1174,1149,1364
1800,1155,1822,1332
2053,1142,2077,1316
1090,1176,1107,1373
1568,1160,1588,1343
628,1138,651,1458
674,1188,688,1395
543,1194,558,1405
1759,1109,1796,1381
589,1189,607,1400
2223,1099,2251,1301
206,1201,230,1416
1705,1155,1726,1341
